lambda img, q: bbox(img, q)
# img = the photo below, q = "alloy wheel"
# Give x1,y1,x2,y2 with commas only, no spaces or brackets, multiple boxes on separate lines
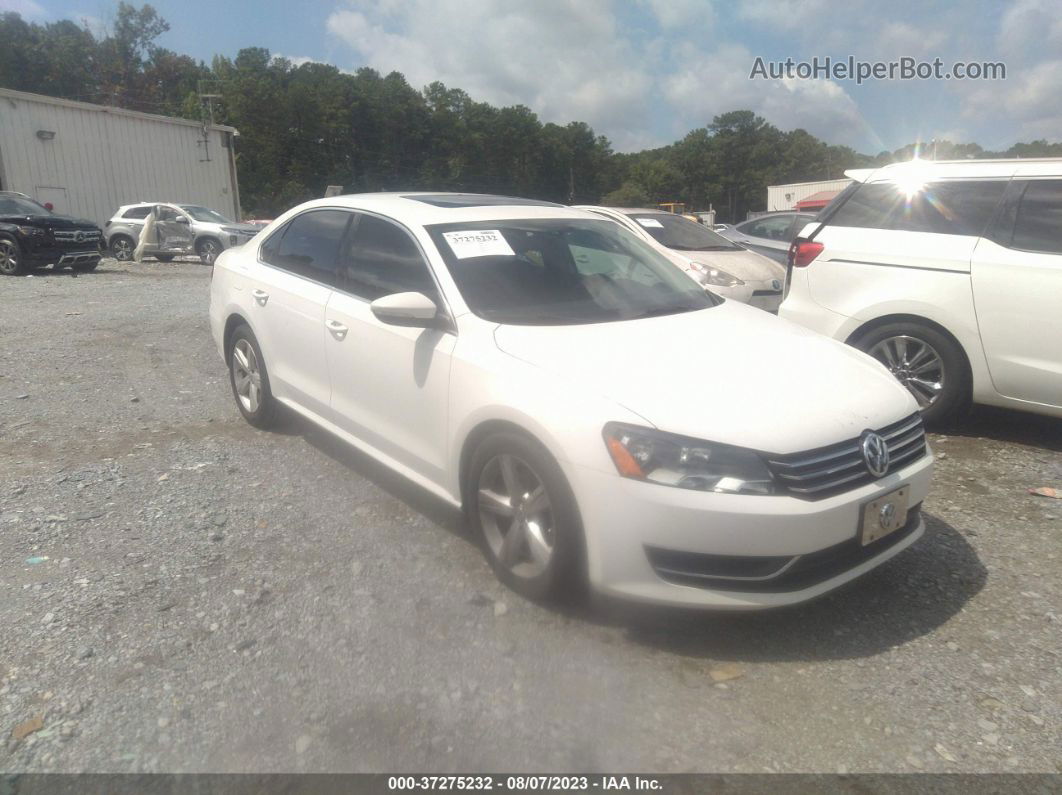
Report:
231,339,262,413
200,240,219,264
112,238,133,261
477,453,555,579
0,240,18,274
867,334,945,408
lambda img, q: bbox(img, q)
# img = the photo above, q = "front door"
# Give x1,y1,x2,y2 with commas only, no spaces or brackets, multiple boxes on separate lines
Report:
972,178,1062,408
154,205,195,254
324,213,455,484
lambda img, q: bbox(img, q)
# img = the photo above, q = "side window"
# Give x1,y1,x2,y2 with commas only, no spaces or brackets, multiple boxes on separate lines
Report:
893,180,1007,236
338,214,438,301
742,215,793,240
270,210,351,285
259,220,290,266
122,206,151,219
1010,180,1062,255
156,206,182,223
829,183,900,230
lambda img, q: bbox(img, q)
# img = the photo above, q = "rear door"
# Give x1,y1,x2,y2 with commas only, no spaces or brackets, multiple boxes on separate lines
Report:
971,178,1062,407
324,213,456,484
248,209,351,418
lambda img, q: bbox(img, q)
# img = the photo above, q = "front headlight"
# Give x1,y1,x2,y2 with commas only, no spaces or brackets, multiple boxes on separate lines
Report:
17,226,45,237
603,423,775,494
688,261,744,287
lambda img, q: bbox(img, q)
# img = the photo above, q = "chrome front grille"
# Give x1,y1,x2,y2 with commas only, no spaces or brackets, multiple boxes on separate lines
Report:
53,229,101,244
765,413,927,499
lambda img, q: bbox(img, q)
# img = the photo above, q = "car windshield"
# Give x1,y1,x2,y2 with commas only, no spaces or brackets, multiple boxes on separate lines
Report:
0,195,50,215
427,218,718,326
625,212,742,252
180,205,230,223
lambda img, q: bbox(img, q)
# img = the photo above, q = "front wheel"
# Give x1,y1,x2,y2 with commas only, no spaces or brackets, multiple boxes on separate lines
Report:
0,237,26,275
854,321,970,428
197,238,221,265
227,325,279,429
466,432,586,603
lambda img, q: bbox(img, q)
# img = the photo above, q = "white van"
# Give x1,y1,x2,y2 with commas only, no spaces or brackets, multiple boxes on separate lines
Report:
779,158,1062,426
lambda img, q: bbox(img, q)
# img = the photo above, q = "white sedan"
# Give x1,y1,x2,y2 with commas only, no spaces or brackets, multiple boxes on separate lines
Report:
209,193,933,609
577,206,787,311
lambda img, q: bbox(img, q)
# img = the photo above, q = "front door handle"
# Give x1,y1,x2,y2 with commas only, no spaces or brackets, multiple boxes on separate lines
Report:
327,320,349,340
252,289,269,306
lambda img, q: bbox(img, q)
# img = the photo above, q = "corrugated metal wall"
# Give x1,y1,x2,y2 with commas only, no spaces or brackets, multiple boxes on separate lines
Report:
0,88,239,226
766,178,852,212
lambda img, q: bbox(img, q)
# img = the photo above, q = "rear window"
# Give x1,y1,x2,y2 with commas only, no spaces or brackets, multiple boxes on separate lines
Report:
828,179,1007,236
122,206,152,219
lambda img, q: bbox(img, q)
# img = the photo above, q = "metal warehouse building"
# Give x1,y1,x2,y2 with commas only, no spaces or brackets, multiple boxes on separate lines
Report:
0,87,240,226
766,178,852,212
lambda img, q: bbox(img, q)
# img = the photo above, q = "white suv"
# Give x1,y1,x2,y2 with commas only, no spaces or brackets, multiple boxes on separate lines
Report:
779,158,1062,426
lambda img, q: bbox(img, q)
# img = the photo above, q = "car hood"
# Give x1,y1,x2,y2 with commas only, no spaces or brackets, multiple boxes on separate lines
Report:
683,248,785,282
492,302,916,455
0,213,98,229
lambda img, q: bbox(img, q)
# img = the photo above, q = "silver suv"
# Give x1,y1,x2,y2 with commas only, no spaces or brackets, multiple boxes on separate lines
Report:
104,203,260,264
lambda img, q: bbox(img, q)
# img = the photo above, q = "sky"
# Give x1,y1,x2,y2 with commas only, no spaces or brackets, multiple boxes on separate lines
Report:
6,0,1062,154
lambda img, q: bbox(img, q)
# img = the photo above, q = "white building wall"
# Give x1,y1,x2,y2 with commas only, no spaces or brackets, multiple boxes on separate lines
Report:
766,178,852,211
0,87,239,226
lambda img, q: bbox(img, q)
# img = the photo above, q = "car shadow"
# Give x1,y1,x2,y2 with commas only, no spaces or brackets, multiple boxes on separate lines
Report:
268,412,986,661
576,511,986,662
946,405,1062,453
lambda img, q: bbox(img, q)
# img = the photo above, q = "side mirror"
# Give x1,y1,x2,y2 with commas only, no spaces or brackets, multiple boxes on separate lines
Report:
175,216,190,225
370,292,443,328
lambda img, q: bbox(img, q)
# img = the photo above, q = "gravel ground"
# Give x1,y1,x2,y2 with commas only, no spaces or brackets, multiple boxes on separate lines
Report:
1,259,1060,774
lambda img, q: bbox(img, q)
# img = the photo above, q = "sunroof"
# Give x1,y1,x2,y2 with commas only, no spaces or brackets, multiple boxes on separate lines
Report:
403,194,563,208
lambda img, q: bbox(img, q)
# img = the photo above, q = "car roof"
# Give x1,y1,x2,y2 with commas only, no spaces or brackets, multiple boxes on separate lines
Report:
851,157,1062,184
287,193,603,226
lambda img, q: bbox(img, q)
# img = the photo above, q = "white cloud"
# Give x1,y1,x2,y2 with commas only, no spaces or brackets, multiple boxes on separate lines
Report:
326,0,656,149
0,0,46,18
638,0,714,31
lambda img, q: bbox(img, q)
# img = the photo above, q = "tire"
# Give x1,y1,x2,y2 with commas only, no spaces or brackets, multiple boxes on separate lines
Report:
110,235,134,261
854,321,970,428
0,237,26,276
72,259,100,272
466,431,586,603
197,238,221,265
227,324,280,429
154,254,175,263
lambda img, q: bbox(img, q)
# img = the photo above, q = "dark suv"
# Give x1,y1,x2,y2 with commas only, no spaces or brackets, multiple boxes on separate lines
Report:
0,192,103,275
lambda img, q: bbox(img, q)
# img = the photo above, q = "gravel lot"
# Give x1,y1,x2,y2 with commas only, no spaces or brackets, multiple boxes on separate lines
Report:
1,259,1060,774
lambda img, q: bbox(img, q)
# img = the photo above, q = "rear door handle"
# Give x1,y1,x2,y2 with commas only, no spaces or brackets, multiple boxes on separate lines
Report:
327,320,349,340
252,289,269,306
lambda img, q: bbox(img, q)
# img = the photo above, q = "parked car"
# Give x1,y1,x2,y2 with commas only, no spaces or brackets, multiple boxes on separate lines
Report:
210,192,933,609
719,211,818,263
0,191,102,275
104,203,260,264
577,206,787,311
779,157,1062,425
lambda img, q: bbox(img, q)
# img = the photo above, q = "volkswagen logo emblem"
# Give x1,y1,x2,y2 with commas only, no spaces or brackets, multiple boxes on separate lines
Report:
74,230,84,243
861,431,890,478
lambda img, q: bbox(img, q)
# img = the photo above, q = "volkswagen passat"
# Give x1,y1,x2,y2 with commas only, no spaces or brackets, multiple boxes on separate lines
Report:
209,193,934,609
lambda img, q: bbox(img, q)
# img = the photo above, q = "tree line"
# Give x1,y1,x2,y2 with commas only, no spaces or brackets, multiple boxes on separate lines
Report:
2,4,1060,220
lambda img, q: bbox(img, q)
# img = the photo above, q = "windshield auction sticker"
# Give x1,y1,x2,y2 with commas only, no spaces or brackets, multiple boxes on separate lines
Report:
443,230,515,259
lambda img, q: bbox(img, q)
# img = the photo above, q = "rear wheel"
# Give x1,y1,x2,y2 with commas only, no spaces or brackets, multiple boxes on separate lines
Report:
466,431,585,603
227,325,279,429
854,321,970,428
0,237,25,275
110,235,134,261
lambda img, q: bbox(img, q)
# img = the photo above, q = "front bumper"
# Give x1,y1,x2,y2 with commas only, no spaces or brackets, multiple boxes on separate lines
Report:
569,450,933,609
24,245,103,267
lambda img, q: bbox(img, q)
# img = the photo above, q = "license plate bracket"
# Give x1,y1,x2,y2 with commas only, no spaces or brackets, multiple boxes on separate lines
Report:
859,485,910,546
